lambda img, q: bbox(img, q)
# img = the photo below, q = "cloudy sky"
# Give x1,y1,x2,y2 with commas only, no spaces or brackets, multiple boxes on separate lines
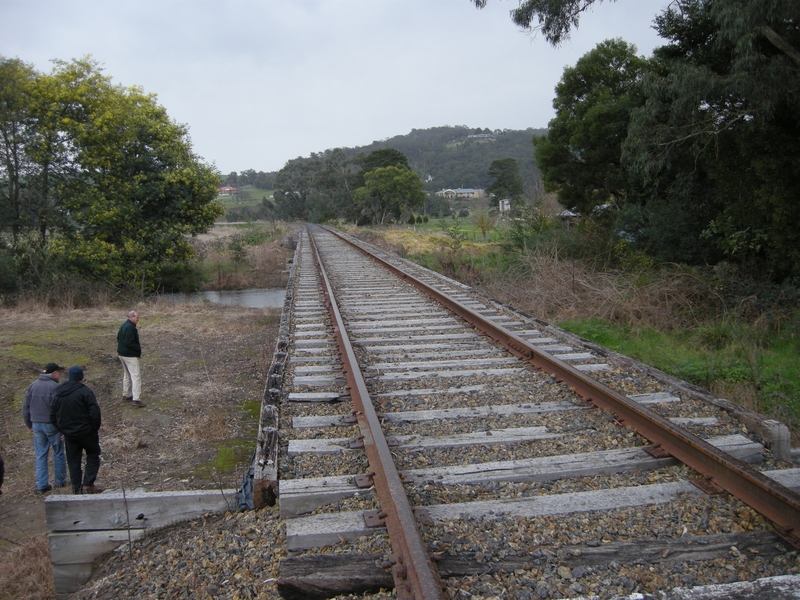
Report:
2,0,670,175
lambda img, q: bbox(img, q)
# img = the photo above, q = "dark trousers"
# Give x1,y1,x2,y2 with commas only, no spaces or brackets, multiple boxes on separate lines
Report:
64,431,101,494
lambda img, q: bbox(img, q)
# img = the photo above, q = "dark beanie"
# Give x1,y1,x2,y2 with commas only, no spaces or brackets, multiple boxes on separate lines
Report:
68,366,84,381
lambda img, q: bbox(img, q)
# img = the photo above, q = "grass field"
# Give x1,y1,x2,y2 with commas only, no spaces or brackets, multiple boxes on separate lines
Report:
217,186,273,210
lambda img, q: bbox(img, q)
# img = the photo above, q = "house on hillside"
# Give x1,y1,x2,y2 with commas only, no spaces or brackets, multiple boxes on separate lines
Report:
435,188,486,200
218,186,237,196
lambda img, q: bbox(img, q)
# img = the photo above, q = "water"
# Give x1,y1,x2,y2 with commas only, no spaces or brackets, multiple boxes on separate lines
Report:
164,288,286,308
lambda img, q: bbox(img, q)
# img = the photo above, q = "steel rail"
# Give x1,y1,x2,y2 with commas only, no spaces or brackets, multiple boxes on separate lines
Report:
324,226,800,545
307,226,445,600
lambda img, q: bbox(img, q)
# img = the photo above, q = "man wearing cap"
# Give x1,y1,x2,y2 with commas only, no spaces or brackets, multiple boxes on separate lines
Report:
117,310,146,408
22,363,68,493
50,366,103,494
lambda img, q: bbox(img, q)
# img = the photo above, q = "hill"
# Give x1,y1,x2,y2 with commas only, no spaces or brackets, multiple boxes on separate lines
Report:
226,126,547,195
352,126,546,193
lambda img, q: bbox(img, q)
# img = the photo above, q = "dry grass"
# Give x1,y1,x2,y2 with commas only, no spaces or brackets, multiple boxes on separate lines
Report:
353,226,704,329
195,235,293,290
0,224,295,598
477,248,706,329
251,240,292,287
0,535,54,600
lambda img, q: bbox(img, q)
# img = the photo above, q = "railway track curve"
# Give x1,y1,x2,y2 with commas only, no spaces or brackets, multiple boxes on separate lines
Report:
262,225,800,600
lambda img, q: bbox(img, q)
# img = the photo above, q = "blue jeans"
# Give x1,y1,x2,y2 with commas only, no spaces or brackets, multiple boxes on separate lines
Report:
32,422,67,490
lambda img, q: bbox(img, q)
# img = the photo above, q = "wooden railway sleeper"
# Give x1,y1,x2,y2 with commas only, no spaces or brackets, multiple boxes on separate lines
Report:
308,226,446,600
323,224,800,549
354,472,375,488
691,476,726,495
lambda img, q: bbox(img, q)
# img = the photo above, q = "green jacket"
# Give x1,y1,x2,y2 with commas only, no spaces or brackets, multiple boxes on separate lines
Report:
117,319,141,357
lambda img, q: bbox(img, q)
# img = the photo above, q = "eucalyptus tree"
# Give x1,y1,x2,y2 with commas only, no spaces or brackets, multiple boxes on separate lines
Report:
273,156,325,221
625,0,800,278
353,165,425,225
472,0,615,45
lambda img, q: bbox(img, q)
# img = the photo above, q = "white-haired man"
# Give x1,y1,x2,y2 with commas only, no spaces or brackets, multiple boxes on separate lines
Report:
117,310,146,408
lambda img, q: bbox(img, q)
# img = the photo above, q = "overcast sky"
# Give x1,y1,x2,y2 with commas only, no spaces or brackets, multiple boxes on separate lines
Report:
2,0,670,175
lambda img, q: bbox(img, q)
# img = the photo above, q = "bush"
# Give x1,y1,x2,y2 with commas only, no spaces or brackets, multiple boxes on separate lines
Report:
0,247,18,293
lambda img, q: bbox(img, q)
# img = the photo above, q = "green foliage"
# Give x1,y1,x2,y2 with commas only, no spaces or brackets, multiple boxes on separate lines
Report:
354,164,425,225
501,204,557,253
0,56,223,291
222,169,275,189
155,262,203,293
313,126,545,193
534,38,648,214
439,220,468,252
273,148,360,223
360,147,409,174
486,158,524,206
558,315,800,415
624,0,800,280
0,247,17,294
473,0,606,45
267,127,545,223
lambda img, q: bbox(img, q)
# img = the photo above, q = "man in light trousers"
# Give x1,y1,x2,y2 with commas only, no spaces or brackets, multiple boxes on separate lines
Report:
117,310,146,408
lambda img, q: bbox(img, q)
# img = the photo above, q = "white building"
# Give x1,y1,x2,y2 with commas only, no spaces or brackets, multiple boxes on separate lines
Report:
435,188,486,199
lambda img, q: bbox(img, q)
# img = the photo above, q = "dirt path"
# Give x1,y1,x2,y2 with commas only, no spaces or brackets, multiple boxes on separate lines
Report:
0,300,281,595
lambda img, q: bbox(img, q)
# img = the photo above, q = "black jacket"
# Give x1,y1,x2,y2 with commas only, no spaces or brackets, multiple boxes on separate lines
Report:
50,381,102,438
117,319,141,357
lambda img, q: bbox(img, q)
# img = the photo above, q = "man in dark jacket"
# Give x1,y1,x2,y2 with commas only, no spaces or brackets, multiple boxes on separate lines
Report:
117,310,145,408
22,362,67,492
50,366,103,494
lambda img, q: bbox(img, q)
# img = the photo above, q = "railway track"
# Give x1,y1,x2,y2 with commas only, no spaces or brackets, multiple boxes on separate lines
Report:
268,225,800,599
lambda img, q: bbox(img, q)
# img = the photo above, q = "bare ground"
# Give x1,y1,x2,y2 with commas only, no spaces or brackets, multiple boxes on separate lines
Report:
0,300,282,598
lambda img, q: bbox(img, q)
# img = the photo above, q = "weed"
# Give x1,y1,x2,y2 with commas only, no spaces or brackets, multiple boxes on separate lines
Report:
0,535,54,599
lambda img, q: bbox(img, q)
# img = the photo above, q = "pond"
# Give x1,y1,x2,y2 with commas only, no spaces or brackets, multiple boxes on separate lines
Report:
163,288,286,308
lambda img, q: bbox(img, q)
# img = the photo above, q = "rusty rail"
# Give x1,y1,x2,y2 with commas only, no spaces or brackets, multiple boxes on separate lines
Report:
325,226,800,546
307,226,445,600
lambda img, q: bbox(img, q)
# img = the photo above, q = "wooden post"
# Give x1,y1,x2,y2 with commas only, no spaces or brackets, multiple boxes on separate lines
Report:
46,489,237,597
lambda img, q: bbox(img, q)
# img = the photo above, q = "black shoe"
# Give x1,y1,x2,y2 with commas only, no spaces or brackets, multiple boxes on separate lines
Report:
37,484,52,493
132,400,146,408
123,395,133,402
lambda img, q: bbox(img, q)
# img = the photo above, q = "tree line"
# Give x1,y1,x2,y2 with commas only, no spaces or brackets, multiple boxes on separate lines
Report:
0,57,223,294
264,142,528,226
271,148,427,225
221,169,275,190
485,0,800,282
224,125,544,201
